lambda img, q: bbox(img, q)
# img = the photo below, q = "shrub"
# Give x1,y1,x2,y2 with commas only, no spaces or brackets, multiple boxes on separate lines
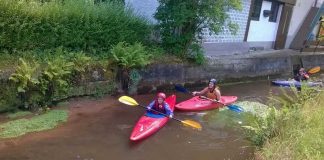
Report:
9,58,42,109
111,42,151,91
154,0,241,61
0,0,151,55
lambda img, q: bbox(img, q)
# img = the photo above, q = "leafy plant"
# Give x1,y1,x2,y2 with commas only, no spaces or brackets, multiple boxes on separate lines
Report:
255,91,324,160
242,85,321,148
154,0,241,60
41,56,74,104
186,43,205,65
69,52,91,73
111,42,151,92
9,58,40,93
111,42,151,70
9,58,42,109
242,107,279,146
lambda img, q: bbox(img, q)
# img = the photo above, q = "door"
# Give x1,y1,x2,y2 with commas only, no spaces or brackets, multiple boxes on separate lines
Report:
274,4,293,49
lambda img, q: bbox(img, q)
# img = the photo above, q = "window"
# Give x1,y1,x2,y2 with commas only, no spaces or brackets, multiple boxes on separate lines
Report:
251,0,263,21
269,1,280,22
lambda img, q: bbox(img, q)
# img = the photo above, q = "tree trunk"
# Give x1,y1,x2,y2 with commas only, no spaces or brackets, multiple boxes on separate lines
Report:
116,67,130,93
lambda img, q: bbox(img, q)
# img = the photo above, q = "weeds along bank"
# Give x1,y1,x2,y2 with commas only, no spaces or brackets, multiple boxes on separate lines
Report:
0,0,244,113
241,86,324,160
0,0,155,113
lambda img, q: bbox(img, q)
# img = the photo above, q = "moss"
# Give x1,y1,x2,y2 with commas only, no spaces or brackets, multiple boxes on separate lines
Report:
6,111,32,119
0,110,68,138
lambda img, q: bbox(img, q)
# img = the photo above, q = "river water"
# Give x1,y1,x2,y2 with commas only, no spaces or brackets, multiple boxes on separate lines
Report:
0,79,321,160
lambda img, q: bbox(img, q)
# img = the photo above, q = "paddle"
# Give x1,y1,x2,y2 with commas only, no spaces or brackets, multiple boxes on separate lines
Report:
308,66,320,74
174,84,244,113
118,96,202,130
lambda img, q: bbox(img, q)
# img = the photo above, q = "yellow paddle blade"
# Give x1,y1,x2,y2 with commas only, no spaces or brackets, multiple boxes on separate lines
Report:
118,96,139,106
181,120,202,130
308,66,320,74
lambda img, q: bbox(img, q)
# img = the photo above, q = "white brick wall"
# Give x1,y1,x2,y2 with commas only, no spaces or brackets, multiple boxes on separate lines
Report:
202,0,251,43
126,0,251,43
125,0,159,23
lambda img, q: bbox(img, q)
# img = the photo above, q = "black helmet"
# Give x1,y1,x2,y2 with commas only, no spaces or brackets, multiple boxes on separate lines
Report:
209,78,217,85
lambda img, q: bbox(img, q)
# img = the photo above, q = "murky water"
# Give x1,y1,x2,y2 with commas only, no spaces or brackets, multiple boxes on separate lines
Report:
0,79,321,160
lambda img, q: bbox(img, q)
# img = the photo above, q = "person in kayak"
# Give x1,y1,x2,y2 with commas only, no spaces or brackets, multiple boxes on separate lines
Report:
293,68,310,91
294,68,309,82
192,78,221,101
146,92,174,118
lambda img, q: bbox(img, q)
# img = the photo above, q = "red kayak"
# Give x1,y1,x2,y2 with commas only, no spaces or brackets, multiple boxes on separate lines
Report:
175,96,237,111
130,95,176,141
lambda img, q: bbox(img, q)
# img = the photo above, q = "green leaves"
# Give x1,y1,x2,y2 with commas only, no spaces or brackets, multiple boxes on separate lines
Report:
8,52,93,109
111,42,151,70
9,58,40,93
154,0,242,63
70,52,91,73
0,0,150,54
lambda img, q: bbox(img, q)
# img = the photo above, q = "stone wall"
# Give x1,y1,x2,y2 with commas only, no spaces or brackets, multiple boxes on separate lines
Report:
136,57,289,93
135,54,324,93
3,53,324,96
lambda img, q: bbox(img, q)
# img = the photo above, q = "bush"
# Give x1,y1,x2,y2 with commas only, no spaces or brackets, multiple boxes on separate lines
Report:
111,42,151,70
242,107,279,146
9,58,42,109
0,0,151,55
40,56,74,104
0,83,21,113
241,85,324,159
111,42,151,91
256,91,324,160
154,0,241,61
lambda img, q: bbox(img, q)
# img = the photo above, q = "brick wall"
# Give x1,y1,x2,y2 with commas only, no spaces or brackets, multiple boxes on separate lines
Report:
126,0,251,40
202,0,251,43
125,0,159,23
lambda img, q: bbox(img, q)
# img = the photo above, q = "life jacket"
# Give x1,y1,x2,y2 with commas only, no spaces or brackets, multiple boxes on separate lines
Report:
206,87,219,100
294,72,309,82
151,101,167,114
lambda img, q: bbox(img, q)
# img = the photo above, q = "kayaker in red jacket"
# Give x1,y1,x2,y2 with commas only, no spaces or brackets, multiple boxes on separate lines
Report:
294,68,309,82
192,79,221,101
147,93,174,118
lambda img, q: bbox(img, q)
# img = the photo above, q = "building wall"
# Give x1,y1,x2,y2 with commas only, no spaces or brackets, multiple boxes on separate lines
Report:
285,0,322,48
125,0,159,23
247,0,283,49
201,0,251,43
125,0,251,44
247,1,282,42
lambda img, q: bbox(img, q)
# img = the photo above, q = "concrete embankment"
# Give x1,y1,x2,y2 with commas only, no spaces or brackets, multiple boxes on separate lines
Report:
136,50,324,93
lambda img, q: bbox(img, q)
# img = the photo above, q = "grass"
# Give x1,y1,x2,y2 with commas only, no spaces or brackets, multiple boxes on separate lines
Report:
255,91,324,160
0,53,19,71
6,111,32,119
0,110,68,138
203,101,269,130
